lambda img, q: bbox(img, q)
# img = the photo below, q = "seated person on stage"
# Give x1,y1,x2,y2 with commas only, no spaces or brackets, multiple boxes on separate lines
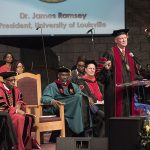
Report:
0,71,34,150
140,63,150,80
11,60,25,75
70,56,86,84
139,64,150,104
42,67,92,142
78,60,105,137
0,52,15,73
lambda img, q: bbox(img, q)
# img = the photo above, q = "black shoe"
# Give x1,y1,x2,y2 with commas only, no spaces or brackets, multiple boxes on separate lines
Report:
49,131,60,143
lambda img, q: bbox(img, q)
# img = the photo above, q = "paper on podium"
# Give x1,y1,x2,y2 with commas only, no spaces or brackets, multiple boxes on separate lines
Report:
40,115,56,118
94,100,104,105
116,79,149,88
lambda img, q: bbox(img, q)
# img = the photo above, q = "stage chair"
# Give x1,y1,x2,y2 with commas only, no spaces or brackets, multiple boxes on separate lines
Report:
15,72,65,144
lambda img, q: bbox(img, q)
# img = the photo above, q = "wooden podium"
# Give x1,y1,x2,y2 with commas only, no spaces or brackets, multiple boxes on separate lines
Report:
109,117,144,150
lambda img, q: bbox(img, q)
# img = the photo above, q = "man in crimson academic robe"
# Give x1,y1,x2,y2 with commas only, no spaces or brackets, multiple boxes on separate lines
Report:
97,29,142,136
0,71,33,150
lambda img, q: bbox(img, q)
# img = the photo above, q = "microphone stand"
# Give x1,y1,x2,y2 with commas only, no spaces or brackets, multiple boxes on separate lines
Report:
37,27,50,84
87,28,97,60
87,28,95,50
91,29,95,50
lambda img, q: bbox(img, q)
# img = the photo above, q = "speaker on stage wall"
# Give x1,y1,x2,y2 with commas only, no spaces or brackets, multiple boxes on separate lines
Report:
56,137,108,150
109,117,144,150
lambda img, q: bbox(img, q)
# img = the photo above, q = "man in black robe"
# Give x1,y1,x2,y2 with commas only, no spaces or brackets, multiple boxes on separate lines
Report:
97,29,141,136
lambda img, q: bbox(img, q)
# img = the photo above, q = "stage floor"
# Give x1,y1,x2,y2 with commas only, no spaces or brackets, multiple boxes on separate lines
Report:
33,143,56,150
32,132,56,150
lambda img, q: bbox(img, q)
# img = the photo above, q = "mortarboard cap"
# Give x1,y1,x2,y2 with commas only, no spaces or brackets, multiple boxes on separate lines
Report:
112,29,129,37
58,66,70,73
0,71,17,79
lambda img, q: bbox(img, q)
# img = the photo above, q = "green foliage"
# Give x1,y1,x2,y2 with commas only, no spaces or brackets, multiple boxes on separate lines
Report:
139,124,150,148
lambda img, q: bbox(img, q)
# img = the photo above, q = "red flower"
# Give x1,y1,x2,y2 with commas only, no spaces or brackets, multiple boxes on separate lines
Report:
79,85,84,90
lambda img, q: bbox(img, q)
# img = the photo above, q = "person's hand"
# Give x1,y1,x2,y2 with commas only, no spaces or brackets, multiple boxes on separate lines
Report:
88,97,94,106
16,109,26,116
51,99,64,108
145,80,150,87
104,60,112,70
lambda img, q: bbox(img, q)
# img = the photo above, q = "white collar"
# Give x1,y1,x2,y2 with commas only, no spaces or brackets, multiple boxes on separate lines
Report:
3,83,10,91
118,47,125,53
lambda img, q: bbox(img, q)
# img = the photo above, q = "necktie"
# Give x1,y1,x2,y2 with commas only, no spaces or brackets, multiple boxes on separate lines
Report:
122,49,125,57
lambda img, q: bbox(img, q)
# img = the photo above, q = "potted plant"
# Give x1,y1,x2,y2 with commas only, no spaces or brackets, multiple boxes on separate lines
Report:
139,124,150,150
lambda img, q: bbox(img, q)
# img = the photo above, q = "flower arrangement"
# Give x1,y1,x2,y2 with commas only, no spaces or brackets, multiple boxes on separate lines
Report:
139,123,150,149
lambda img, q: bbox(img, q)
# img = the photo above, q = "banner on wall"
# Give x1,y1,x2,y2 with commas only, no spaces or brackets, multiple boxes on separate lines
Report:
0,0,125,36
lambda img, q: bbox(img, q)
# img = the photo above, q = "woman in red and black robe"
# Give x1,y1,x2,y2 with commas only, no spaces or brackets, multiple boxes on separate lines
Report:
78,60,105,137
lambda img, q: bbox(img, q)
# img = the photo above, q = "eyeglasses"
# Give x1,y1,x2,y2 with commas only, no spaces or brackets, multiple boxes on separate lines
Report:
87,68,95,70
